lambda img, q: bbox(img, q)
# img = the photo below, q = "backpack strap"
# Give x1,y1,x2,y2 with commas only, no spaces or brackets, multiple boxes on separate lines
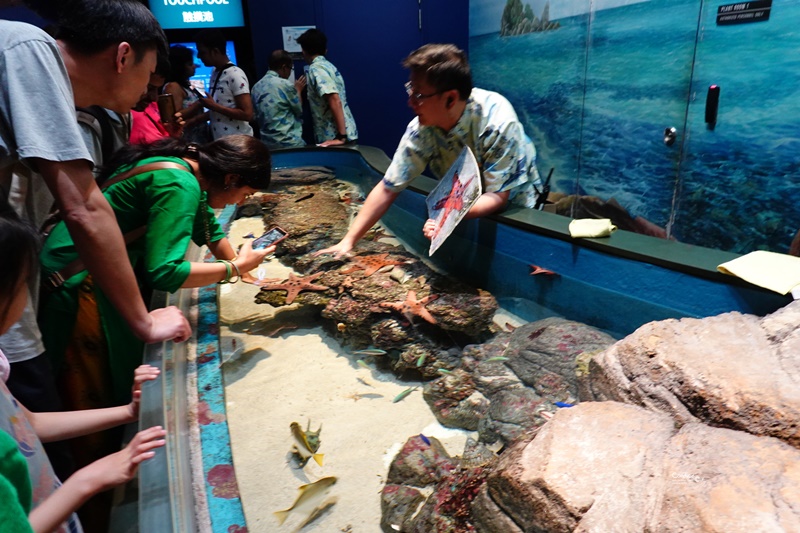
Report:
43,161,194,292
76,106,115,169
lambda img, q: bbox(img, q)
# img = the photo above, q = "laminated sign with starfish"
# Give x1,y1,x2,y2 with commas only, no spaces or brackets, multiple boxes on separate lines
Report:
425,146,482,256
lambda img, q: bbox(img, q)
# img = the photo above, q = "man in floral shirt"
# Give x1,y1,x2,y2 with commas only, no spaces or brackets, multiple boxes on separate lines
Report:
317,43,541,257
297,29,358,146
252,49,306,149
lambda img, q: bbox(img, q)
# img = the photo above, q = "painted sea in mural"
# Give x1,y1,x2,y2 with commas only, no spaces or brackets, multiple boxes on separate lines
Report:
470,0,800,253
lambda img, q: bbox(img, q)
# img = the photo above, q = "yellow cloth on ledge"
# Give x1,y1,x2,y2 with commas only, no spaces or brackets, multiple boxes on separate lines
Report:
717,251,800,295
569,218,618,238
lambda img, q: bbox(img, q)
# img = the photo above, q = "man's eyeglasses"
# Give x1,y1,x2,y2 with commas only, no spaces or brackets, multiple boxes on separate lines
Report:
405,82,441,104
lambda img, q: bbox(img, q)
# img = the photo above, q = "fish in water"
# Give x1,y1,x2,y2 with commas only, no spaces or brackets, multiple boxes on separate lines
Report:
393,386,419,403
416,353,426,367
436,368,453,375
357,359,371,370
485,356,509,363
353,348,387,356
290,421,323,467
274,476,338,526
554,401,575,408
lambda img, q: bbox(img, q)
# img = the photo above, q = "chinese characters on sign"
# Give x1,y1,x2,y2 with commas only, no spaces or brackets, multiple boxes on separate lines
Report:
182,11,214,22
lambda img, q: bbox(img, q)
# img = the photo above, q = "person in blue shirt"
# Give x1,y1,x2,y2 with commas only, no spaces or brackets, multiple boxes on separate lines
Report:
252,50,307,149
296,29,358,146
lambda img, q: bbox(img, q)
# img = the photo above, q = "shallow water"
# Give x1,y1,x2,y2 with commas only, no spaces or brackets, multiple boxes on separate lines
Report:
219,216,477,531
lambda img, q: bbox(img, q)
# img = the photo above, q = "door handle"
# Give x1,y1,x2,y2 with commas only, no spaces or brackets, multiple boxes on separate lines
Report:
706,85,720,130
663,127,677,146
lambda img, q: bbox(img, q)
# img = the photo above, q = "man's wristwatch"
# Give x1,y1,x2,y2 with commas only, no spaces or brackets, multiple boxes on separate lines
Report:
334,133,347,141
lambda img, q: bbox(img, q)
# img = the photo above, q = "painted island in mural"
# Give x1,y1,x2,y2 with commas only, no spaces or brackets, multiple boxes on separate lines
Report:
470,0,800,254
499,0,560,35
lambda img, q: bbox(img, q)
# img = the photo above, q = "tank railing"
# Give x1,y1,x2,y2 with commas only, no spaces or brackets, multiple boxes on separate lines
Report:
138,284,198,533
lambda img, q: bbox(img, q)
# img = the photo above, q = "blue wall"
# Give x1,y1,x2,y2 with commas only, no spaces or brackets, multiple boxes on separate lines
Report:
246,0,469,156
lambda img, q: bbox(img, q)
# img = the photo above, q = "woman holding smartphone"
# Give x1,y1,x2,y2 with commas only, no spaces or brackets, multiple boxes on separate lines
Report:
38,135,273,467
164,44,211,143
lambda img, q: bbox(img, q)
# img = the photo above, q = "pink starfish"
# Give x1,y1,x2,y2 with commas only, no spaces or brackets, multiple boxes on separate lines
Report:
340,253,409,277
380,290,438,325
259,272,329,304
529,264,558,276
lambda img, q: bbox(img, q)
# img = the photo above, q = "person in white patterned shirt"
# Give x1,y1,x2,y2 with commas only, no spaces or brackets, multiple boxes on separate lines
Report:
194,29,254,139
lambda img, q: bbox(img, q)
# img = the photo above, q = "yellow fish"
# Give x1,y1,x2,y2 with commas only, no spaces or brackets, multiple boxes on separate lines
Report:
274,476,338,526
290,421,323,467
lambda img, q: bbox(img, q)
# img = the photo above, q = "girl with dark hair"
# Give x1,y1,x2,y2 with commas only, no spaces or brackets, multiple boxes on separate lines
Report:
164,44,211,143
38,135,273,463
0,200,166,533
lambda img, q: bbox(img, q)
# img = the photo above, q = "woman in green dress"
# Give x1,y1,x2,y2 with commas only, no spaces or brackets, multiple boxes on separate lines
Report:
38,135,273,449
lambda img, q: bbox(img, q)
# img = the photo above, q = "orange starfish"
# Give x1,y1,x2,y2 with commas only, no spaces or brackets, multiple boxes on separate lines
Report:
259,272,329,304
338,275,355,295
380,290,438,324
340,253,409,277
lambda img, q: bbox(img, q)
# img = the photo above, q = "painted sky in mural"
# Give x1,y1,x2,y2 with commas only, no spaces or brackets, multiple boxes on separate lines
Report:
470,0,649,36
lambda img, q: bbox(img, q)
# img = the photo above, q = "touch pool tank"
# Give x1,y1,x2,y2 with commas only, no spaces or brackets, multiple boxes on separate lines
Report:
131,145,789,531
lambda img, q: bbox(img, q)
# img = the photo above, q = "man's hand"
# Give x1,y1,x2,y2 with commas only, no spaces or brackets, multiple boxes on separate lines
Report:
422,219,437,240
294,75,307,95
128,364,161,420
318,138,347,147
142,306,191,344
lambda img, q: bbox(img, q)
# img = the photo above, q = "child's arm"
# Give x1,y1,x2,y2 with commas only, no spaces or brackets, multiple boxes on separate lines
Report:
28,426,166,533
21,365,160,443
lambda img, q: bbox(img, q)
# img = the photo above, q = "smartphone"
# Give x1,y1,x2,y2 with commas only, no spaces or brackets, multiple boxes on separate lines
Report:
190,86,207,99
252,226,288,250
157,94,176,124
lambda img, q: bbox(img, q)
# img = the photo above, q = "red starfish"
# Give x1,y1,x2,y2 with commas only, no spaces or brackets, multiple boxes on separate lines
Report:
529,264,558,276
259,272,329,304
340,253,409,277
380,290,438,324
430,171,476,238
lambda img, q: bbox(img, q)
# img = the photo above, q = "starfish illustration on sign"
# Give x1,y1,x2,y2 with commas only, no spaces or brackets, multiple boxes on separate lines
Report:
380,290,438,325
340,253,410,277
258,272,329,304
430,170,477,239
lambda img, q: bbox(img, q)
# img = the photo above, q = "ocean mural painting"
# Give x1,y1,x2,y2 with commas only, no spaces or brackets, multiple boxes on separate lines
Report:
470,0,800,254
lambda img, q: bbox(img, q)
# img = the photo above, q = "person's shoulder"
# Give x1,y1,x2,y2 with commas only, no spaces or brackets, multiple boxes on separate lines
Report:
138,157,195,182
227,64,248,77
479,88,516,108
0,20,54,49
164,81,184,94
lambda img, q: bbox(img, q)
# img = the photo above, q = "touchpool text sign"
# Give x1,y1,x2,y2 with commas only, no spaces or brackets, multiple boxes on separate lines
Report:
148,0,245,29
